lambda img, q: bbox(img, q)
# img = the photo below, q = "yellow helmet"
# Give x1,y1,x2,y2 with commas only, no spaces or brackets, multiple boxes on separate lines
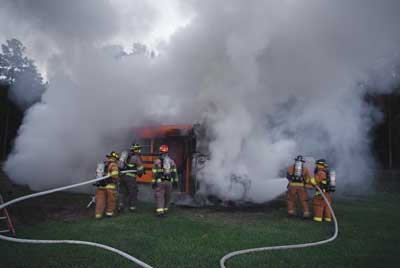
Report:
107,151,120,160
130,143,141,153
316,159,327,167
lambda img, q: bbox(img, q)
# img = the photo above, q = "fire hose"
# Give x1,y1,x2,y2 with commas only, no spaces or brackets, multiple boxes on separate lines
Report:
219,185,338,268
0,170,154,268
0,173,337,268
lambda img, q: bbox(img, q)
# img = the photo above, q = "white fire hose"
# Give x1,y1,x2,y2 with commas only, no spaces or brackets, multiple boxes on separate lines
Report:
0,171,337,268
0,170,154,268
219,185,338,268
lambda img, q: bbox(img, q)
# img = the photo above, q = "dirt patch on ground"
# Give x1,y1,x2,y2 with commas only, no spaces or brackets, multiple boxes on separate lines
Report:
176,199,286,224
1,170,286,227
1,183,93,226
9,193,94,226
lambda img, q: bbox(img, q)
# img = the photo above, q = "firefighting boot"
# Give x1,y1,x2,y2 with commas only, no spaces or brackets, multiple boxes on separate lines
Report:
129,206,136,212
287,210,296,217
156,212,165,218
303,211,311,219
105,212,114,217
156,208,165,217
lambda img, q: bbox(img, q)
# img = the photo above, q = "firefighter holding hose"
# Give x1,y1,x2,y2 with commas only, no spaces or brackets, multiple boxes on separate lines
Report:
152,144,178,217
309,159,336,222
94,151,120,219
286,155,312,218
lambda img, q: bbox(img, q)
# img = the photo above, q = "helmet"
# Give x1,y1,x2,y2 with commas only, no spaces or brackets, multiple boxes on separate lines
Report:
159,144,169,153
316,159,327,167
107,151,120,160
130,143,141,153
294,155,305,162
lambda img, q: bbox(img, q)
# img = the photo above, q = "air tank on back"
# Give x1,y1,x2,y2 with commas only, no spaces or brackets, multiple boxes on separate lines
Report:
96,162,105,178
118,150,129,169
329,170,336,191
294,160,303,177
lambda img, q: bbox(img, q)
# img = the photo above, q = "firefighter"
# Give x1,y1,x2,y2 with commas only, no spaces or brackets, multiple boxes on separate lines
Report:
286,155,312,218
152,144,178,217
118,143,144,212
309,159,335,223
95,151,120,219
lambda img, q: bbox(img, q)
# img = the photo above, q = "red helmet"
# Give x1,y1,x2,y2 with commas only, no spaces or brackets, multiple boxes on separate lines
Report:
159,144,168,153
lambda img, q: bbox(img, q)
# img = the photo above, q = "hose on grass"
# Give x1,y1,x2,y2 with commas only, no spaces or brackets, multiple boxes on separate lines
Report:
0,170,154,268
220,186,338,268
0,171,337,268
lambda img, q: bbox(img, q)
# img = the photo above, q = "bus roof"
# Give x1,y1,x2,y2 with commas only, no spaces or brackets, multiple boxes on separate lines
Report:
134,124,193,138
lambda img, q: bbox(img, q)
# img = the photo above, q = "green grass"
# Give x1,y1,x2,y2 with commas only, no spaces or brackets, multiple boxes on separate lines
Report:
1,193,400,268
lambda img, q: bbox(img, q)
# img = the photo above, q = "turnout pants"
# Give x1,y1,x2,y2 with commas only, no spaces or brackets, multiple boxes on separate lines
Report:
286,185,310,217
313,192,332,222
154,181,172,214
95,187,116,218
119,174,138,209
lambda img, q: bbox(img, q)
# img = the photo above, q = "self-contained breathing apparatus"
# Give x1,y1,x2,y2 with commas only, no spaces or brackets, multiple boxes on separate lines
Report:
288,155,306,183
328,170,336,192
119,150,141,177
118,150,129,170
94,162,114,187
314,160,336,192
159,155,176,181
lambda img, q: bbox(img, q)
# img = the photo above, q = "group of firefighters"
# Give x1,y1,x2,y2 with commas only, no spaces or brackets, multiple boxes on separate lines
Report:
286,155,336,222
93,144,335,223
94,143,177,218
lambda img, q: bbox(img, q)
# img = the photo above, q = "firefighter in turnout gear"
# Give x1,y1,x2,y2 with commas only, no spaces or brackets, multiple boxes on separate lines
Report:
286,155,312,218
152,144,178,216
309,159,335,222
118,144,144,212
95,151,120,219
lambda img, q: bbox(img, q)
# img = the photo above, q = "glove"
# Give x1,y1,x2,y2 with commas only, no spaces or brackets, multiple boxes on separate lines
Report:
152,183,158,190
172,181,178,189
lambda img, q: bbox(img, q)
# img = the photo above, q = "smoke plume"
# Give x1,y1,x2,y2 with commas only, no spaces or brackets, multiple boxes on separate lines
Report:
1,0,400,202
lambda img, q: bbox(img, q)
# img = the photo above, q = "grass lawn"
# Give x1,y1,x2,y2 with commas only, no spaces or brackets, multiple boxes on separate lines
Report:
1,192,400,268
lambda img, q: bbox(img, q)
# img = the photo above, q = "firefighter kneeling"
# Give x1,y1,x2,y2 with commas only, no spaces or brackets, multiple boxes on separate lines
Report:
286,155,312,218
152,144,178,217
94,151,120,219
309,159,336,223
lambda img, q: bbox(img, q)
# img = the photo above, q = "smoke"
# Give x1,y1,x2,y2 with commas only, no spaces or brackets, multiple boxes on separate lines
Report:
1,1,400,202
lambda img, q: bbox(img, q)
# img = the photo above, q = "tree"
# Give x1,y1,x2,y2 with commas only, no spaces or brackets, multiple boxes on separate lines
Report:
0,39,46,109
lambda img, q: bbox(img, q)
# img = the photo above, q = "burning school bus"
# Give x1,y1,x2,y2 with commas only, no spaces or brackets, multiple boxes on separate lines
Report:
131,124,286,206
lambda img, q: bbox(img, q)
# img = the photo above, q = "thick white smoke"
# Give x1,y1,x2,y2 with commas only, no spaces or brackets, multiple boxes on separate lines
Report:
1,1,400,202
